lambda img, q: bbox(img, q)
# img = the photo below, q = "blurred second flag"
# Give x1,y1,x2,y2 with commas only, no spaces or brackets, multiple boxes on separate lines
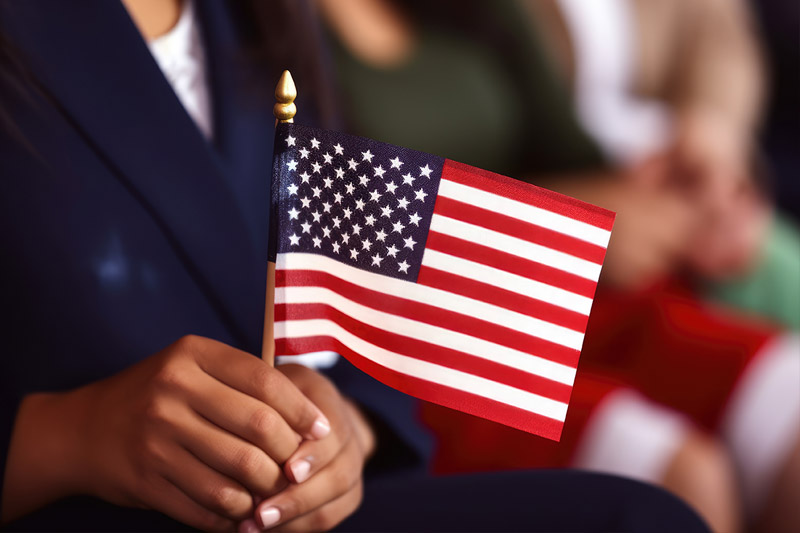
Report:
269,123,614,441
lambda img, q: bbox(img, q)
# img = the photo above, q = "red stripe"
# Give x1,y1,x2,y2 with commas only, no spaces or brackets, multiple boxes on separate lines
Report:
276,335,566,441
277,269,582,366
442,159,615,231
424,231,598,298
434,196,608,264
417,266,590,336
275,303,574,403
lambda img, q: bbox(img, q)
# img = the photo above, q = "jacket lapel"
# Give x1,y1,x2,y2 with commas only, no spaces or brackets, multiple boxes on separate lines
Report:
4,0,265,348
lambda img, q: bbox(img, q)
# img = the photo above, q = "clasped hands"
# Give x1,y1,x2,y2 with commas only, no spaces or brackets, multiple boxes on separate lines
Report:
45,336,373,531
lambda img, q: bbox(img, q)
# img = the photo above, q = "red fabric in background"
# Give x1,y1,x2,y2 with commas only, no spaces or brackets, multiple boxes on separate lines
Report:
422,279,778,474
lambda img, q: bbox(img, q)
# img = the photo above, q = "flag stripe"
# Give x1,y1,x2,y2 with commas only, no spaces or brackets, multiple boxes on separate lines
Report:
275,285,578,384
441,160,615,232
433,196,608,264
277,268,583,365
275,303,574,403
421,249,594,315
276,335,566,439
424,231,598,299
429,214,603,281
416,266,589,335
274,319,570,421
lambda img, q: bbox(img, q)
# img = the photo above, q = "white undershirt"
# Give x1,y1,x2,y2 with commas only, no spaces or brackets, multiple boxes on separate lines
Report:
147,0,214,140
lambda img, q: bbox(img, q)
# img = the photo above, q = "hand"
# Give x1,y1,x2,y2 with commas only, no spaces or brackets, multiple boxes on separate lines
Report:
241,364,375,532
2,335,331,530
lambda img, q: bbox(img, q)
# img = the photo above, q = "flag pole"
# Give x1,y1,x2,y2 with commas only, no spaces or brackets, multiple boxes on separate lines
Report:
264,70,297,365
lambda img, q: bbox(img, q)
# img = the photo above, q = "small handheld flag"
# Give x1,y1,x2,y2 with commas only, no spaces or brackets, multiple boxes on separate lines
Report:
267,78,614,441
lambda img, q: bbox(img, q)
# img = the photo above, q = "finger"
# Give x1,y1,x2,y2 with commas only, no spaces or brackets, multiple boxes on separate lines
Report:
188,369,302,464
192,338,330,440
148,475,236,532
162,443,253,521
174,408,289,498
273,481,364,532
255,438,362,529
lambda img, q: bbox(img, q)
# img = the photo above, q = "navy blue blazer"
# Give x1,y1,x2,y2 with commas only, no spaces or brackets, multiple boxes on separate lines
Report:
0,0,429,527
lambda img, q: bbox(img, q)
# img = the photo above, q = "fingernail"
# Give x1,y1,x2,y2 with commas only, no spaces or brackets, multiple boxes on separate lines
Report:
290,458,311,483
259,506,281,529
239,519,261,533
310,417,330,439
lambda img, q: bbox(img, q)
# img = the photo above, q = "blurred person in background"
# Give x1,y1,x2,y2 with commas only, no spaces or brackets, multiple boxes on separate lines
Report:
317,0,800,531
0,0,710,531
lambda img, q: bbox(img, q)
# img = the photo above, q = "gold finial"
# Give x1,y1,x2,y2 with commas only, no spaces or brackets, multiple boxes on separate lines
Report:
274,70,297,123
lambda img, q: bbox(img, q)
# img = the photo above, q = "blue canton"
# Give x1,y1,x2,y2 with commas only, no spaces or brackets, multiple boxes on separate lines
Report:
270,123,444,282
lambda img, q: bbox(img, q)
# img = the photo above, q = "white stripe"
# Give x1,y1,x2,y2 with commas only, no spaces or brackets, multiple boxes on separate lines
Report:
438,179,612,248
430,214,603,281
278,252,587,344
276,285,578,385
422,249,593,315
276,318,569,422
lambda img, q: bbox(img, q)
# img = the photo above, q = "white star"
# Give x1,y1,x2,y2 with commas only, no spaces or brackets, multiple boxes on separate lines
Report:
342,233,351,244
323,177,333,188
333,192,343,204
397,197,410,210
311,161,322,173
364,214,376,226
386,244,399,258
369,189,381,202
375,229,387,242
403,235,417,250
362,149,374,162
299,147,310,159
385,181,398,195
345,183,356,195
286,135,296,146
322,226,332,238
300,196,311,208
286,183,299,195
299,171,311,184
380,204,393,218
287,207,300,220
359,174,370,187
342,207,352,219
392,220,405,233
402,172,414,185
300,221,312,234
311,210,322,223
398,260,410,274
322,152,333,164
312,236,322,248
349,248,359,260
322,201,332,213
310,138,320,149
352,223,362,235
420,164,432,178
333,143,344,155
332,241,341,254
414,188,428,202
371,253,383,266
355,198,366,211
311,186,322,198
409,212,422,226
347,158,358,170
332,216,342,228
287,160,298,171
361,238,373,251
335,167,345,179
390,156,403,169
373,165,386,178
288,233,300,246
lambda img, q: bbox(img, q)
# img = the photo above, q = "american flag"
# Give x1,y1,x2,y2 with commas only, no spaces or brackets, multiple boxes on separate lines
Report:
269,123,614,440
